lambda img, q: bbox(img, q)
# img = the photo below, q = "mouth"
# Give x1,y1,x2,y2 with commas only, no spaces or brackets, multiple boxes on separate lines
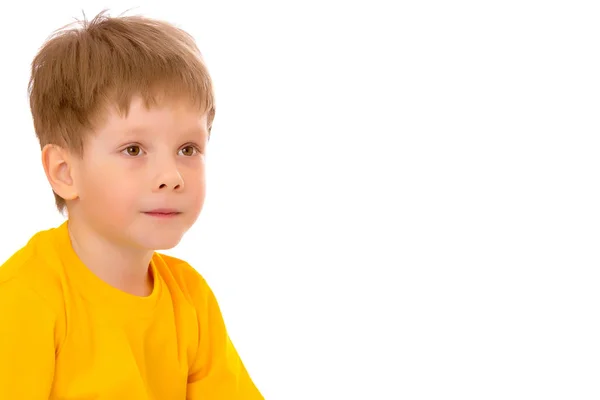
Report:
143,209,182,218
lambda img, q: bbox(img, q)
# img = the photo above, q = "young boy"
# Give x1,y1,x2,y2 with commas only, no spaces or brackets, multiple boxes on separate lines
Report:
0,11,263,399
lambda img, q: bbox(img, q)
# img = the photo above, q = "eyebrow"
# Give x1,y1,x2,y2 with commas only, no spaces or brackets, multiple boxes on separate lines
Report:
123,126,208,141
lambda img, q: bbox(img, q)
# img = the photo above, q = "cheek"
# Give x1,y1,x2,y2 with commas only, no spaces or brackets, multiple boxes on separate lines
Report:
189,170,206,192
193,189,206,209
80,168,140,208
184,171,206,209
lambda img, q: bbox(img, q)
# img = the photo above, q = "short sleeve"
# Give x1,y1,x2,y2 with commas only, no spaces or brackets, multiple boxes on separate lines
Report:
0,278,57,398
186,278,263,400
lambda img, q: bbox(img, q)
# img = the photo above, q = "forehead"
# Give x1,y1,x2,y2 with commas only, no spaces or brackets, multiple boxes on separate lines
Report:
98,95,209,140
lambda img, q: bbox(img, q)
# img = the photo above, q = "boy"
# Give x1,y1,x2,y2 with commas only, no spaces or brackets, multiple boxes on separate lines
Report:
0,10,263,399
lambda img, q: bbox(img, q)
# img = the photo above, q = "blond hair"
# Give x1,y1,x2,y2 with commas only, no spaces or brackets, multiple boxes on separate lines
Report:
28,10,216,213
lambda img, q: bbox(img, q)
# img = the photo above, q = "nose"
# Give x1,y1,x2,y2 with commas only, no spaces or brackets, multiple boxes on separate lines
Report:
153,158,185,192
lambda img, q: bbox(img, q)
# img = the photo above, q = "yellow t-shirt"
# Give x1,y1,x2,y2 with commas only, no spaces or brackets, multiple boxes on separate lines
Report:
0,221,263,399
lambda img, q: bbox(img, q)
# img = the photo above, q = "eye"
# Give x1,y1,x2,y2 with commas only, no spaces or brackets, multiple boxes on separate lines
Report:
179,145,199,157
122,145,144,157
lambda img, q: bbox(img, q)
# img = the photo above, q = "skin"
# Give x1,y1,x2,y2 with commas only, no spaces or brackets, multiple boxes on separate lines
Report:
42,95,209,296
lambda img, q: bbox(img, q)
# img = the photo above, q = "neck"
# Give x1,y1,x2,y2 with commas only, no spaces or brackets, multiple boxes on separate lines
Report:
66,217,154,297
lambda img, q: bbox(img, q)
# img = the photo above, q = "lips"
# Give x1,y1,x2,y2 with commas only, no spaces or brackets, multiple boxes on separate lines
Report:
143,209,181,217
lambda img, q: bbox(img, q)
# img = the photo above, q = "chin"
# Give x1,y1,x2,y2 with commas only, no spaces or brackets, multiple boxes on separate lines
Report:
127,215,195,251
137,233,185,251
150,242,181,251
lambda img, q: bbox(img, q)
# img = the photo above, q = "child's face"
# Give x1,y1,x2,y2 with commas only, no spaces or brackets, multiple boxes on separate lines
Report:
69,95,209,250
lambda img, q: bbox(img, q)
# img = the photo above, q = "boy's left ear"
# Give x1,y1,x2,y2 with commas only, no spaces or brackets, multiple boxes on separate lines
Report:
41,144,79,201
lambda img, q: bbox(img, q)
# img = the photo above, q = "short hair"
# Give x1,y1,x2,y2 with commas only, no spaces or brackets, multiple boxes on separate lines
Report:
28,10,216,213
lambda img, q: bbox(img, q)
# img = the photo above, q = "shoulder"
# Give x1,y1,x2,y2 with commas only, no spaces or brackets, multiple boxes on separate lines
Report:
0,227,63,300
0,259,61,347
152,252,213,301
0,225,68,323
0,230,42,282
0,276,56,319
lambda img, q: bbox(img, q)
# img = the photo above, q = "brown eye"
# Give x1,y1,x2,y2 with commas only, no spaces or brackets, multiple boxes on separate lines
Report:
124,145,142,156
179,146,198,157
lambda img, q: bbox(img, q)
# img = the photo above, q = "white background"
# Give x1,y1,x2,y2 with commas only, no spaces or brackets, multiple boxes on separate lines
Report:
1,1,599,399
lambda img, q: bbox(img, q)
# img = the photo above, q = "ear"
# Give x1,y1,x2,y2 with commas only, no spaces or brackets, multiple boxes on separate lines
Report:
41,144,79,201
